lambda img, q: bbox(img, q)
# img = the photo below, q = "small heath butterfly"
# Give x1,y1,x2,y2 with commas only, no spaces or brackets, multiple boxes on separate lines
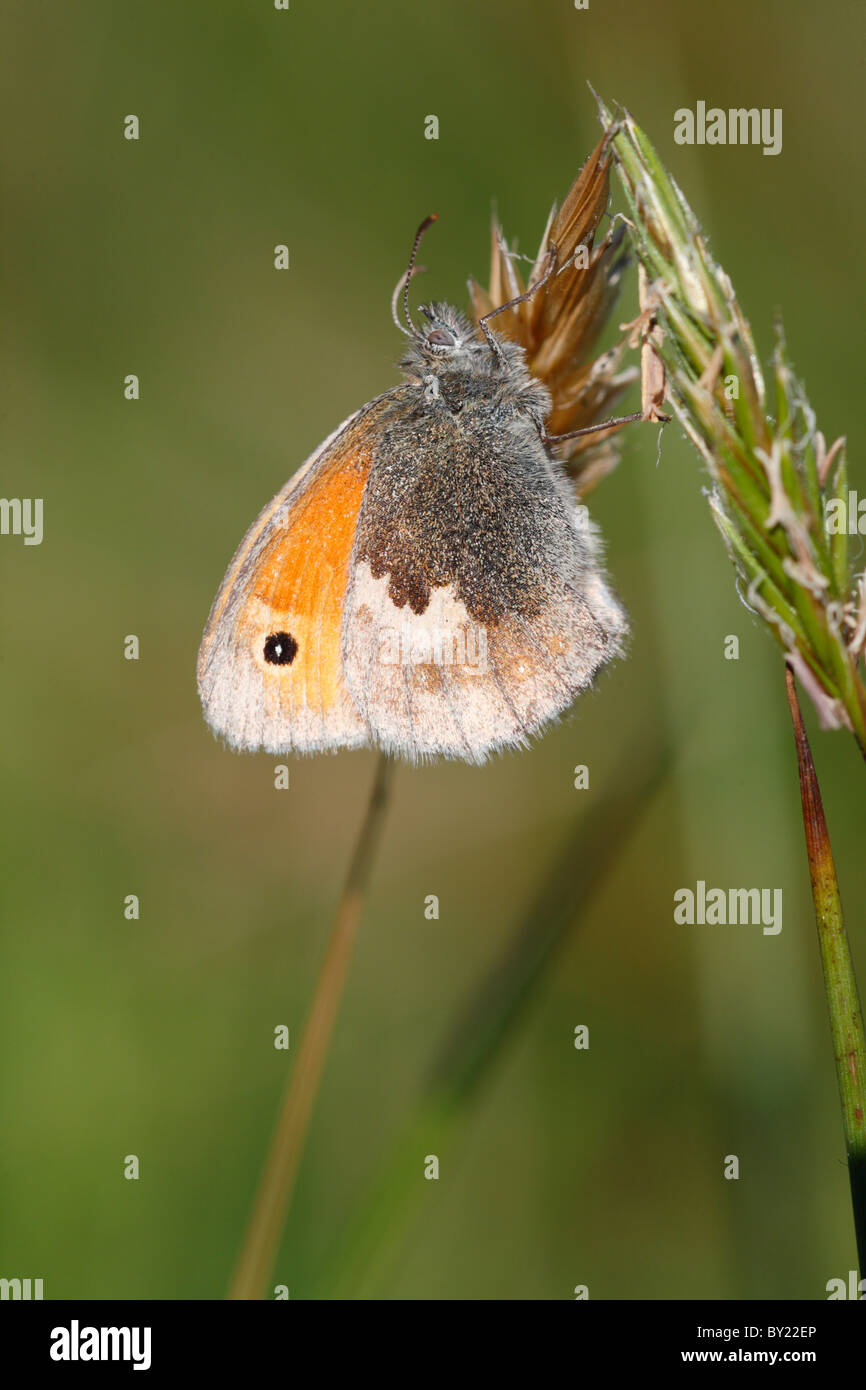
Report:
198,137,636,763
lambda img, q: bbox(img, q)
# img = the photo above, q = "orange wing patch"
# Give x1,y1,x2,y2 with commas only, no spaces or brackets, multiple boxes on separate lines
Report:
246,463,369,712
198,403,388,754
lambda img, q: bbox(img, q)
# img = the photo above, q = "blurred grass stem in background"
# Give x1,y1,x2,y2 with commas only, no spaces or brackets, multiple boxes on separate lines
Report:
313,730,673,1297
228,753,394,1300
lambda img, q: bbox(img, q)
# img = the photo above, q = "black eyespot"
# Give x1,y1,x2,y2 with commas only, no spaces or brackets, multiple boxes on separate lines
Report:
264,632,298,666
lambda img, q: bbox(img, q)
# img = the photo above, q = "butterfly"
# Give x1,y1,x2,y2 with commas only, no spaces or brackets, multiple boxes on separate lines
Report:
197,135,639,764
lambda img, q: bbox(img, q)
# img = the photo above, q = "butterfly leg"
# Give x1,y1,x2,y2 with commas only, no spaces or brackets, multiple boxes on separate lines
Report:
478,245,558,363
539,412,646,446
542,264,674,445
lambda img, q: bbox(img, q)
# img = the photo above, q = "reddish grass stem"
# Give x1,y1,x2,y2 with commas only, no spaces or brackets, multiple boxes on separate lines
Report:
786,665,866,1272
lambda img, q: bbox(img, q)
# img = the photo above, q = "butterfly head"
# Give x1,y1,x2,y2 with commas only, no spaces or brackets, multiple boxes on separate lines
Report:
393,217,494,367
392,218,548,413
417,304,466,352
406,303,480,362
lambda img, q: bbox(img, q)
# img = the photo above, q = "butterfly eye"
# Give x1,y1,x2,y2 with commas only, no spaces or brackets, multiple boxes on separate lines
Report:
263,632,298,666
426,328,455,348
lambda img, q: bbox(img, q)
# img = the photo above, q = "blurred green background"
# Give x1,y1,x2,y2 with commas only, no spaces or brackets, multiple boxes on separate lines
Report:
2,0,864,1300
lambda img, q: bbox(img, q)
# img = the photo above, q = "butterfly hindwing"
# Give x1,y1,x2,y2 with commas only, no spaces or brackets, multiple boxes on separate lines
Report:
340,397,627,762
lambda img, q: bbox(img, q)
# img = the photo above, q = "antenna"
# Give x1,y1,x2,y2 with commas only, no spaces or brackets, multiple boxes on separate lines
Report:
402,213,438,337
